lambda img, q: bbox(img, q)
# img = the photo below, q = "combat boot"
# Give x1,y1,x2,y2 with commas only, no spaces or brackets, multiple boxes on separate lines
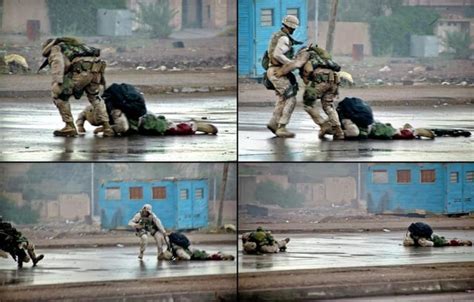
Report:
196,122,218,135
33,254,44,266
53,122,78,137
266,122,278,134
275,124,295,138
138,251,144,260
101,122,115,137
318,121,333,139
77,124,86,133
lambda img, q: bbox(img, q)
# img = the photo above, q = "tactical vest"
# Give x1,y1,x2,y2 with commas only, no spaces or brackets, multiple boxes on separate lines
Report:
268,30,295,66
140,215,156,233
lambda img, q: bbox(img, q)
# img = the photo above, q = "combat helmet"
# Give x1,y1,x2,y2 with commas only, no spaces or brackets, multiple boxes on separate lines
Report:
282,15,300,29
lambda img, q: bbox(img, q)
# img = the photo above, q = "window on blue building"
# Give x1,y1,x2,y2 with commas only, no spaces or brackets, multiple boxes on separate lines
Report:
129,187,143,200
450,172,459,183
195,188,204,199
421,170,436,183
286,8,300,20
106,187,120,200
397,170,411,183
373,170,388,183
152,187,166,200
180,189,189,200
261,9,274,26
467,171,474,182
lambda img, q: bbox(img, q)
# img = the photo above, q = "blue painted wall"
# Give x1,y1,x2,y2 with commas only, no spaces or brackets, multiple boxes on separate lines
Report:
99,178,209,230
238,0,308,77
366,163,474,214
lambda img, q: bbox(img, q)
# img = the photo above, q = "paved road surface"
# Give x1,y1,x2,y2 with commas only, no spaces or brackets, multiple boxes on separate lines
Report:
0,95,236,161
0,244,235,286
239,231,474,273
239,105,474,161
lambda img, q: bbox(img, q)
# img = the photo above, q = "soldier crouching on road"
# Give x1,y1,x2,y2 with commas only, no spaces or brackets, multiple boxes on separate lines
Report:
403,222,472,247
128,204,169,260
40,37,113,137
0,217,44,268
241,227,290,254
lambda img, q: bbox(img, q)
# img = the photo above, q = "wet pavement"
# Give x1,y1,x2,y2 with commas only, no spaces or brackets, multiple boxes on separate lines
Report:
0,244,236,286
239,231,474,273
0,95,236,161
239,105,474,161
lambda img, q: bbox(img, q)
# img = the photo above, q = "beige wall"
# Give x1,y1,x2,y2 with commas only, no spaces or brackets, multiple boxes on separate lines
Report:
324,177,357,205
128,0,183,31
256,175,289,189
2,0,50,33
1,192,25,207
58,193,90,220
404,0,474,6
308,21,372,56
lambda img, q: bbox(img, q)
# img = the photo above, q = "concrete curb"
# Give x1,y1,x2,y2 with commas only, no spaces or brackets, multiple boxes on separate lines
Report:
238,278,474,301
0,85,236,98
0,273,237,302
35,238,236,249
238,263,474,301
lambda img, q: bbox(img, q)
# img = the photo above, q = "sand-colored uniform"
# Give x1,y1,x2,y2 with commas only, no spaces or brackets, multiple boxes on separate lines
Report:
128,210,167,259
43,40,112,136
76,105,129,134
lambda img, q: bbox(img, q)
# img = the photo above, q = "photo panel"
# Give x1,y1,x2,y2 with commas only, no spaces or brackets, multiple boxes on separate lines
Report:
0,162,237,301
237,162,474,301
237,0,474,162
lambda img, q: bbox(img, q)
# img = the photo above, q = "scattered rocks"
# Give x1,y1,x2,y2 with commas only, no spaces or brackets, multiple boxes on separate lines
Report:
379,65,391,72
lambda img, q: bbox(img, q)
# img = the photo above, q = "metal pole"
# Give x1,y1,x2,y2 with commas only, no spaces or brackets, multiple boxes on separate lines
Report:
217,163,229,227
326,0,339,53
358,163,361,204
314,0,319,44
91,163,94,217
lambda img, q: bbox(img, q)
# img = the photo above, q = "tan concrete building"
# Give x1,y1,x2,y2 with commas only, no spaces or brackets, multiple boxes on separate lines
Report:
1,0,50,34
58,193,90,220
1,191,25,207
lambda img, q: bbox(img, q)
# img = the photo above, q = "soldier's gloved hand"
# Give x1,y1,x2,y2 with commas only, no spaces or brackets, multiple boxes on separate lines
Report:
274,69,285,78
52,82,62,96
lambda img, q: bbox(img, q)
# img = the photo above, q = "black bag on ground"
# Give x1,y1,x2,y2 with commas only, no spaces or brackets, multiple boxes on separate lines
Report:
408,222,433,238
336,97,374,128
102,83,147,122
168,232,191,249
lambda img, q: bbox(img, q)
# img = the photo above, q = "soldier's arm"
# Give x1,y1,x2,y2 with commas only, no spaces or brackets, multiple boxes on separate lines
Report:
273,36,293,65
48,45,64,84
152,215,166,234
276,50,310,77
128,212,142,229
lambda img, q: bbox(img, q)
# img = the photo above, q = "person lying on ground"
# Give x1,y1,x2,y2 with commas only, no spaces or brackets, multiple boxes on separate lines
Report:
241,226,290,254
403,222,472,247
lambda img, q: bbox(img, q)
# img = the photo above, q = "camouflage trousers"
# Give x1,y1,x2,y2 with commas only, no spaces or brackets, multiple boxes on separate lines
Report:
52,70,108,125
242,239,289,254
267,67,297,127
303,80,341,129
76,105,129,134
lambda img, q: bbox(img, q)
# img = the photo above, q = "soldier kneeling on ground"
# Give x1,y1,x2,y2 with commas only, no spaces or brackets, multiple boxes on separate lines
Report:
164,232,234,261
241,226,290,254
403,222,472,247
0,217,44,268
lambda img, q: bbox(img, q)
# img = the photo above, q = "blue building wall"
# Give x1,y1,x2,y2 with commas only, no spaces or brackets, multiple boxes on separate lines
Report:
99,178,208,230
366,163,474,215
238,0,308,77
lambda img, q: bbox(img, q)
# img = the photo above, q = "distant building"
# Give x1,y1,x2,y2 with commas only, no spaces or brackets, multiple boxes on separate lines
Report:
31,194,91,221
1,0,235,34
1,191,25,207
366,163,474,215
99,178,209,230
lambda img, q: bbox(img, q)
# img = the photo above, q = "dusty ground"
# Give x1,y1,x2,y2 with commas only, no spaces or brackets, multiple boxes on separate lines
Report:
1,33,236,72
239,214,474,233
238,82,474,107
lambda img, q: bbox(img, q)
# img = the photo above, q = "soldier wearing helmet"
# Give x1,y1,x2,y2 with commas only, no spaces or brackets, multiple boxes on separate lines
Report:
40,37,113,137
265,15,305,138
128,204,169,260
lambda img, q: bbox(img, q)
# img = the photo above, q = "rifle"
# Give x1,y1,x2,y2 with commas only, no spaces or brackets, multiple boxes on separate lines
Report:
37,58,49,73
